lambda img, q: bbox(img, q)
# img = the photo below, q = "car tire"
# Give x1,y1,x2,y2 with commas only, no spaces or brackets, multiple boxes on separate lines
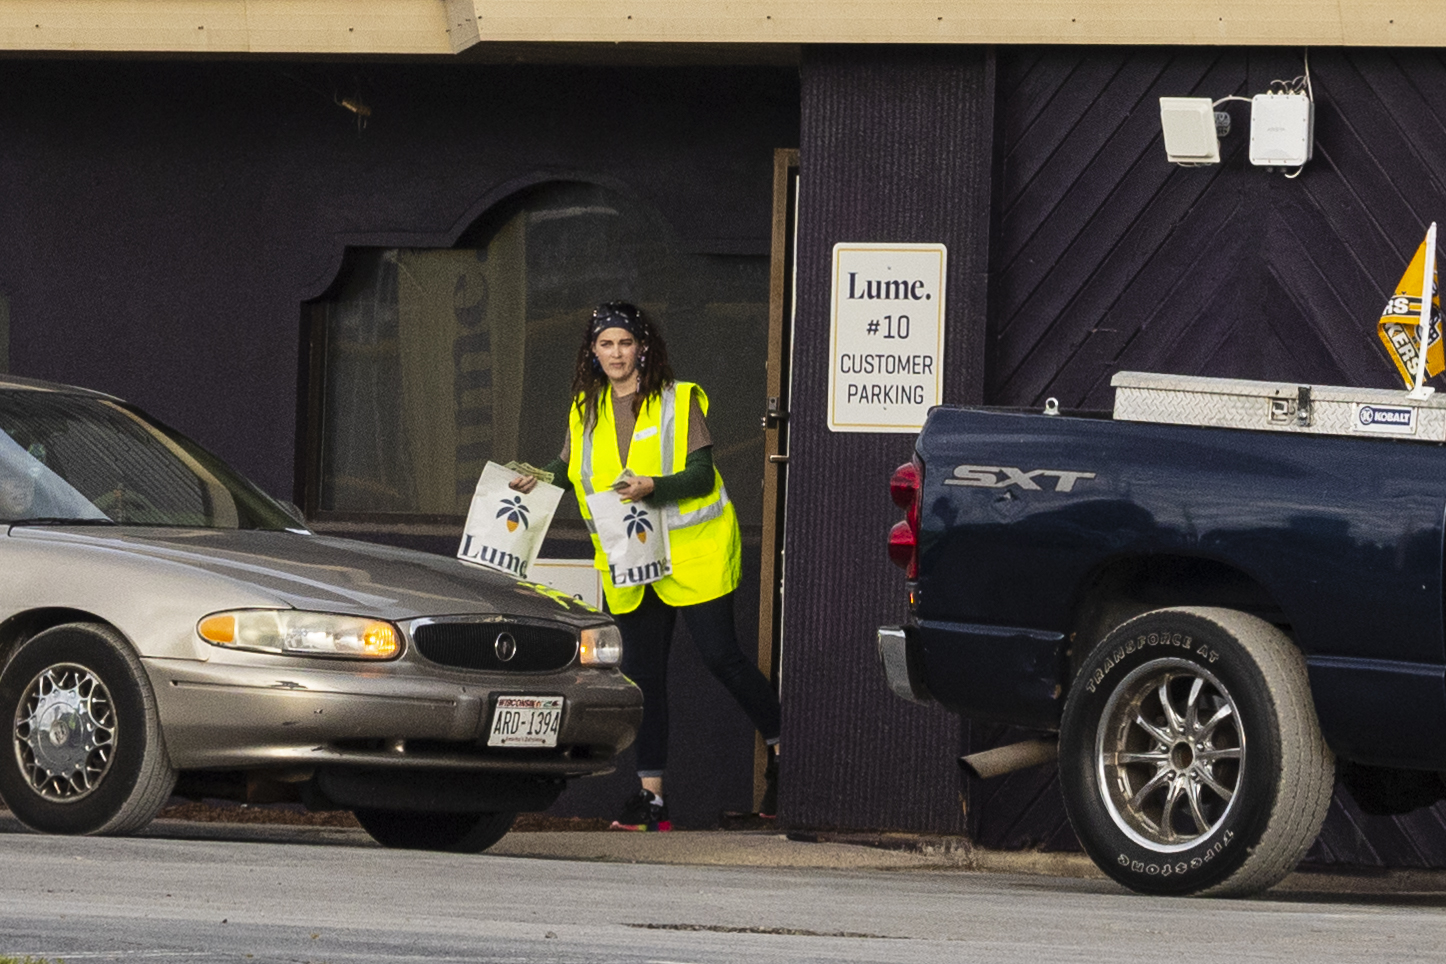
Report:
1058,606,1334,897
353,808,517,853
0,622,177,835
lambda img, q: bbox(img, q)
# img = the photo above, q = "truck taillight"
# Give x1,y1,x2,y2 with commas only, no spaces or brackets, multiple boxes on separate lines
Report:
890,461,919,510
888,460,921,578
888,519,916,573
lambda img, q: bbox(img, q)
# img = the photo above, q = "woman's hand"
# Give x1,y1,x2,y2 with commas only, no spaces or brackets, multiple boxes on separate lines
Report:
615,475,654,502
509,475,539,494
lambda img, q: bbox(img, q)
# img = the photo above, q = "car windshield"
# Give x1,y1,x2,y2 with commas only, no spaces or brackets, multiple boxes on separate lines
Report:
0,390,298,530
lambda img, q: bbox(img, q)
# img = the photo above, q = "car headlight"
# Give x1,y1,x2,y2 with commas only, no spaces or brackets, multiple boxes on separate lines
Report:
197,610,401,660
579,623,623,666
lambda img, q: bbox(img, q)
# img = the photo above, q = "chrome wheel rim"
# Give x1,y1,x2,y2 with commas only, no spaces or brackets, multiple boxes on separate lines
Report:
13,663,116,801
1095,658,1244,853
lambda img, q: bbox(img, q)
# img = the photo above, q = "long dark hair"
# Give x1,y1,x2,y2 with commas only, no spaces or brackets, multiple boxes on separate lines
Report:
570,301,675,424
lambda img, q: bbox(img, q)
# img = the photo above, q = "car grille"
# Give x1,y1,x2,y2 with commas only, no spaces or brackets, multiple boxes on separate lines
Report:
411,620,578,672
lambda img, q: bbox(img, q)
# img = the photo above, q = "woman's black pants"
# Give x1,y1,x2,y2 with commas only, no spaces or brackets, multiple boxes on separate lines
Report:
613,585,781,777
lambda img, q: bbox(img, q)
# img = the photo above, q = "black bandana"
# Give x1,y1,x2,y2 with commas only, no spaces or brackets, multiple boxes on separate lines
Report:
590,301,645,342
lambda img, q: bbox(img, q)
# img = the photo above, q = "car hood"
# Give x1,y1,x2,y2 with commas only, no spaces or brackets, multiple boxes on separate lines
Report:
8,527,603,625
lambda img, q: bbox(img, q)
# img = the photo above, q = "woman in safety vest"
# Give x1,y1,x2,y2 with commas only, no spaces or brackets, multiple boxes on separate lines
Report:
511,301,781,831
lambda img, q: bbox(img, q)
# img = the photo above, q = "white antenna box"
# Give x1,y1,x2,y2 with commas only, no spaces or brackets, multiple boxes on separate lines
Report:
1249,94,1314,167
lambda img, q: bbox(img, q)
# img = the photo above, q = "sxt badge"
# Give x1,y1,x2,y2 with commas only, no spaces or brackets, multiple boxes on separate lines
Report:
945,464,1096,493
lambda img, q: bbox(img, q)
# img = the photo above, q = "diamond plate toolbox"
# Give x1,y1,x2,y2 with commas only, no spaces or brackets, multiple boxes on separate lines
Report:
1111,371,1446,442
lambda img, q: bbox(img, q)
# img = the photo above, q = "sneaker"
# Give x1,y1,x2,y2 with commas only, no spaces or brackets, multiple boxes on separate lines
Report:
759,750,778,819
609,788,672,832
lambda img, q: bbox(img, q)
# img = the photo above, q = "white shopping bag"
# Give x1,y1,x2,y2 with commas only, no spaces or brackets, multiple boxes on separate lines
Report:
584,488,671,588
458,461,563,579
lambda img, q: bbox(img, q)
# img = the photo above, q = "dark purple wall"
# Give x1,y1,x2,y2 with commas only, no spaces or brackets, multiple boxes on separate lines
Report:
779,46,993,833
988,46,1446,408
0,60,798,501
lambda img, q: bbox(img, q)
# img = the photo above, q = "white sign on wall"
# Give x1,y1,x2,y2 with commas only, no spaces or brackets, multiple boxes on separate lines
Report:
827,242,947,433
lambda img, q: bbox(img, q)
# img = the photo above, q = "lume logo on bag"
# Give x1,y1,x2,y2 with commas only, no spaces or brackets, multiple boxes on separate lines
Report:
609,554,672,587
585,488,671,588
458,533,526,577
624,505,653,543
459,461,562,580
497,495,531,532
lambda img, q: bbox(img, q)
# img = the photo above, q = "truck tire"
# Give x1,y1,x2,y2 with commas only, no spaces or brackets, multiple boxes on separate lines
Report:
0,623,176,836
1058,607,1333,897
354,808,516,853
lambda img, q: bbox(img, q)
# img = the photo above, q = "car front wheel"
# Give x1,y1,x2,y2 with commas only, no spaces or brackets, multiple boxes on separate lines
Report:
0,622,176,835
1059,607,1334,897
353,808,516,853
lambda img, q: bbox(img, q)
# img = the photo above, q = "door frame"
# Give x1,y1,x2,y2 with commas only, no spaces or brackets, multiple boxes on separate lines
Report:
755,147,800,807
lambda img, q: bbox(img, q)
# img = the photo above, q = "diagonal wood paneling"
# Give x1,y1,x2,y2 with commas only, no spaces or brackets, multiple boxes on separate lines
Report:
990,47,1446,410
975,46,1446,865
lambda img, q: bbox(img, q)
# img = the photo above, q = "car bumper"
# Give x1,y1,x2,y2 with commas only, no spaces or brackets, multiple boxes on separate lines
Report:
147,657,642,779
877,626,932,704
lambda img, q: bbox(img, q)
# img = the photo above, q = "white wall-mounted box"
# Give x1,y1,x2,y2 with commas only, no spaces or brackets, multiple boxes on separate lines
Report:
1250,93,1314,166
1159,97,1220,164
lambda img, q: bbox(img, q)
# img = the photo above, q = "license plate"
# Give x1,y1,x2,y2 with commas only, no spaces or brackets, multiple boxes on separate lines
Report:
487,696,564,747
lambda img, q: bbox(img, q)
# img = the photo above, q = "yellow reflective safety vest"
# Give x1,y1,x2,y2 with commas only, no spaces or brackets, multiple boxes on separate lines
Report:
568,381,740,614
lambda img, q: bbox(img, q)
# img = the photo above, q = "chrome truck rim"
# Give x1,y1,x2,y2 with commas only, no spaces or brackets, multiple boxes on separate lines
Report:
14,664,116,801
1095,658,1245,853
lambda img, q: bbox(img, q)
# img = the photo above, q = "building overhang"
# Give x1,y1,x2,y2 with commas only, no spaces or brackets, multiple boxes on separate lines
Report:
0,0,1440,56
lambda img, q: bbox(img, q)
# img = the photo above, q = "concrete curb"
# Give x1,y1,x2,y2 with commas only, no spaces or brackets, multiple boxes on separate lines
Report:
489,829,1105,875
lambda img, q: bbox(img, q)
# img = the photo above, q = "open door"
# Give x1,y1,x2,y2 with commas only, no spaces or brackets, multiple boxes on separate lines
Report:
755,148,800,808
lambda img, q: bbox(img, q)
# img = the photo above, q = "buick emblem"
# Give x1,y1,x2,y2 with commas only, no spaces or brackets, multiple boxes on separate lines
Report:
494,632,517,662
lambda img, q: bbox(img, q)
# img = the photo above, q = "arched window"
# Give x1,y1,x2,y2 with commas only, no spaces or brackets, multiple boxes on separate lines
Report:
305,181,769,530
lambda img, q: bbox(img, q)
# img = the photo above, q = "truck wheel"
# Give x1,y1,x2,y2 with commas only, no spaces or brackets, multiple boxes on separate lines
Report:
1059,607,1333,897
0,623,176,835
354,808,516,853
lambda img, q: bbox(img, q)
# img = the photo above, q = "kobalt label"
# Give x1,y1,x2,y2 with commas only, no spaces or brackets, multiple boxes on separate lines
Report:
828,243,947,433
1352,403,1417,435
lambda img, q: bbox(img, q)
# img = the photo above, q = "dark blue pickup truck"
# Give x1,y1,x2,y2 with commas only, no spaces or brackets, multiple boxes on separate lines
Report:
880,372,1446,896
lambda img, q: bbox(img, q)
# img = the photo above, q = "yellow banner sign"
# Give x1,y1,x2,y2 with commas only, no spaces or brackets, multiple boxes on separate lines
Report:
1378,231,1443,388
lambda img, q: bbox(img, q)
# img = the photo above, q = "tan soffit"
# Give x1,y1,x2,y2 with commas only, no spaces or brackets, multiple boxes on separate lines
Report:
0,0,1442,52
470,2,1446,47
0,1,456,54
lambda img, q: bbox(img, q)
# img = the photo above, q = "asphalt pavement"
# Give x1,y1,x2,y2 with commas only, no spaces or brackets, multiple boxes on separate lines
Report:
4,808,1446,963
46,806,1446,898
2,812,1446,964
